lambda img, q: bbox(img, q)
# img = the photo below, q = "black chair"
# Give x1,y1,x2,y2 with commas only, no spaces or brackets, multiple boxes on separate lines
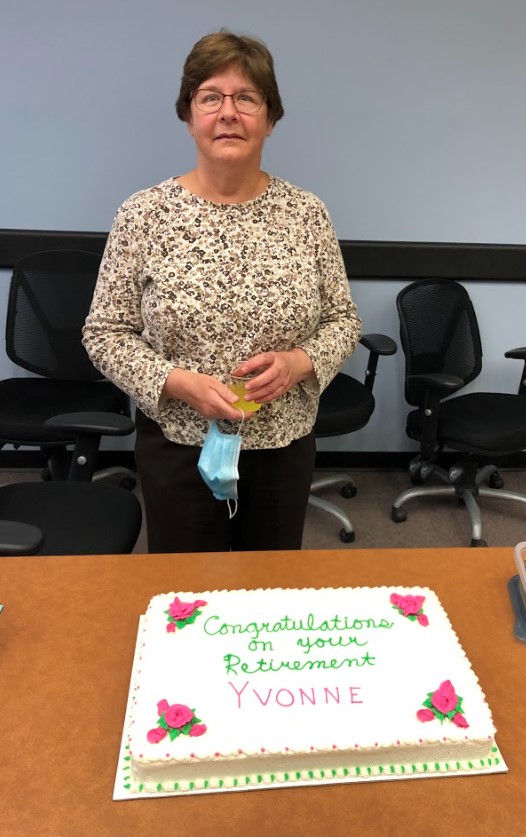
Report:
0,249,135,485
309,333,397,542
0,412,142,556
391,278,526,546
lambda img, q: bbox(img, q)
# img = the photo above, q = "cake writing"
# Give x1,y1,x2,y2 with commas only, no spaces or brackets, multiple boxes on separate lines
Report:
228,681,364,709
204,612,391,675
204,612,393,642
223,651,376,675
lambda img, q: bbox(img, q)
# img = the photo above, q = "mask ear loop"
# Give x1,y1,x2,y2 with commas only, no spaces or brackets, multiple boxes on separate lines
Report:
227,409,245,518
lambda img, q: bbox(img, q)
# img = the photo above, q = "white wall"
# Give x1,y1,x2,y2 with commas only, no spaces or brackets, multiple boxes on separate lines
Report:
2,0,526,453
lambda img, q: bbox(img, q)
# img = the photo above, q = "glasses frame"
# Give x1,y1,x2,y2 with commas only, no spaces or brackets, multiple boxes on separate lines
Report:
191,88,265,115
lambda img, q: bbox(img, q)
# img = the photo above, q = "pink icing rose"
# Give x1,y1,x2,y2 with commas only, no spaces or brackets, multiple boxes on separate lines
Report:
166,622,176,633
164,703,195,729
417,708,435,722
189,723,207,737
417,613,429,627
399,595,425,617
168,597,207,621
452,713,469,728
147,727,167,744
390,593,402,606
157,699,169,716
431,680,458,714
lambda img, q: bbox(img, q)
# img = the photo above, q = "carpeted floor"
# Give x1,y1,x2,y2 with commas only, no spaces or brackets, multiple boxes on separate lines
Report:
303,468,526,550
3,467,525,552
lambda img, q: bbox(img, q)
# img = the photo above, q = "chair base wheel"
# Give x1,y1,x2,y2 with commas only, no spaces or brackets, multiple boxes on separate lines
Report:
340,483,357,499
391,507,407,523
340,528,355,543
471,538,487,547
488,473,504,489
119,476,137,491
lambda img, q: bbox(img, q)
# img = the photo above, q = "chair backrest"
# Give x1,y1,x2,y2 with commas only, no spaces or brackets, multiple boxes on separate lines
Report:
6,249,103,381
397,278,482,407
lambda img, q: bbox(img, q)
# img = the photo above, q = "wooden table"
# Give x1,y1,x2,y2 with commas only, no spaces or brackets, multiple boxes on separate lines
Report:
0,547,524,836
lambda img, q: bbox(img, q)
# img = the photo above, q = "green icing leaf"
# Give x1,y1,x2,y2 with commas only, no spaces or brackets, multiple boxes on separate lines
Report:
124,784,130,790
181,722,193,735
169,728,181,741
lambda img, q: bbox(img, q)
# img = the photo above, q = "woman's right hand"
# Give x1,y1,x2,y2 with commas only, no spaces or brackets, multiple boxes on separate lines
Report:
161,369,253,421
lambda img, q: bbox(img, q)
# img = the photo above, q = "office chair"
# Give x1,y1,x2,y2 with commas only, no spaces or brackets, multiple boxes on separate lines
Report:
309,333,397,542
0,249,135,486
0,411,142,555
391,278,526,546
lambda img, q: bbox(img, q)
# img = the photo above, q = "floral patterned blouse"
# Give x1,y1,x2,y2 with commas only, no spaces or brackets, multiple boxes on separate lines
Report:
82,175,361,449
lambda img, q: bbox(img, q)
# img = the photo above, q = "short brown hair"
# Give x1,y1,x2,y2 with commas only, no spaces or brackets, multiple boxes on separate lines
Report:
175,31,284,126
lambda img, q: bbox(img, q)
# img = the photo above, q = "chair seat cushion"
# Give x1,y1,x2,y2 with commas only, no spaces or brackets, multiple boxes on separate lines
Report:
0,481,142,555
0,378,127,445
407,391,526,455
315,373,375,437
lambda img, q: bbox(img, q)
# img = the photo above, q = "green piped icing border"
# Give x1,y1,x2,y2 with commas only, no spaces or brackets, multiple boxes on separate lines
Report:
122,744,504,795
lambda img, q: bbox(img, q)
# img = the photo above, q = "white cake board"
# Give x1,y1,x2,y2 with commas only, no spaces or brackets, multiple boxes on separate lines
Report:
113,618,507,801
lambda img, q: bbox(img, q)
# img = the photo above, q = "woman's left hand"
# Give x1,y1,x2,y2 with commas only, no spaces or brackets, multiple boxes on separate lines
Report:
232,348,315,404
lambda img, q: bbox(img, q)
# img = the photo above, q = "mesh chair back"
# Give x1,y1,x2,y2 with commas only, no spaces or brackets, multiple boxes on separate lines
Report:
6,250,103,380
397,278,482,406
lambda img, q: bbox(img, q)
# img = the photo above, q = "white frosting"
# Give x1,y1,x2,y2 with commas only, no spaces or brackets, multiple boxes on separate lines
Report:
126,587,497,793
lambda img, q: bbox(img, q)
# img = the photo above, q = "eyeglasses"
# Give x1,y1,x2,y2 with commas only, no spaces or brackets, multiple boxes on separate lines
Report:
192,88,264,115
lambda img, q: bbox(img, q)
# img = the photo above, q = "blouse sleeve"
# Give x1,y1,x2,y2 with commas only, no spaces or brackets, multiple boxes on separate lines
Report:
296,200,362,392
82,199,174,416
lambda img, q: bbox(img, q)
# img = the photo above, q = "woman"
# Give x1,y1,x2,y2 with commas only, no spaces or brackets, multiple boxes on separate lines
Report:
83,31,361,553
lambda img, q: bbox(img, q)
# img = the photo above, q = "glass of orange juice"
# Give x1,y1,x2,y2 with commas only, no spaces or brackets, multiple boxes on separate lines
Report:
227,374,261,413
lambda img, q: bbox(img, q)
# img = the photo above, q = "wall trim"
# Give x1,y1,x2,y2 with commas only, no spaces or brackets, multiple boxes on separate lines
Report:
2,449,526,472
1,228,525,279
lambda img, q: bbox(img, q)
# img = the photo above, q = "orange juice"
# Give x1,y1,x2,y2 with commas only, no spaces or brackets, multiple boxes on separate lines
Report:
229,379,261,412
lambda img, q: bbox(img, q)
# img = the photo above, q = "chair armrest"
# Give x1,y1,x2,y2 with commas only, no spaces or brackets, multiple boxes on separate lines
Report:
407,372,464,392
45,411,135,437
359,333,397,391
504,347,526,359
406,373,463,460
360,333,397,356
44,412,136,481
0,520,44,556
504,348,526,396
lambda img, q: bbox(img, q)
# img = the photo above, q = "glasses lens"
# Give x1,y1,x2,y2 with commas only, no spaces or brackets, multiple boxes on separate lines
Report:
193,90,223,112
233,92,263,113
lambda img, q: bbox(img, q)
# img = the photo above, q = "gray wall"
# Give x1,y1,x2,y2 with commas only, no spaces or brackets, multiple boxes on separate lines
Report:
2,0,526,453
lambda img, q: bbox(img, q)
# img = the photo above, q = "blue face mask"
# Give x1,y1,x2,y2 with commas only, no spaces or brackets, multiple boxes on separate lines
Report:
198,420,243,518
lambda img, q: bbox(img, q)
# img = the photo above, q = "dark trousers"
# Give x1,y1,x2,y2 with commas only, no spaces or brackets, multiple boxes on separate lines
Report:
134,409,316,553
